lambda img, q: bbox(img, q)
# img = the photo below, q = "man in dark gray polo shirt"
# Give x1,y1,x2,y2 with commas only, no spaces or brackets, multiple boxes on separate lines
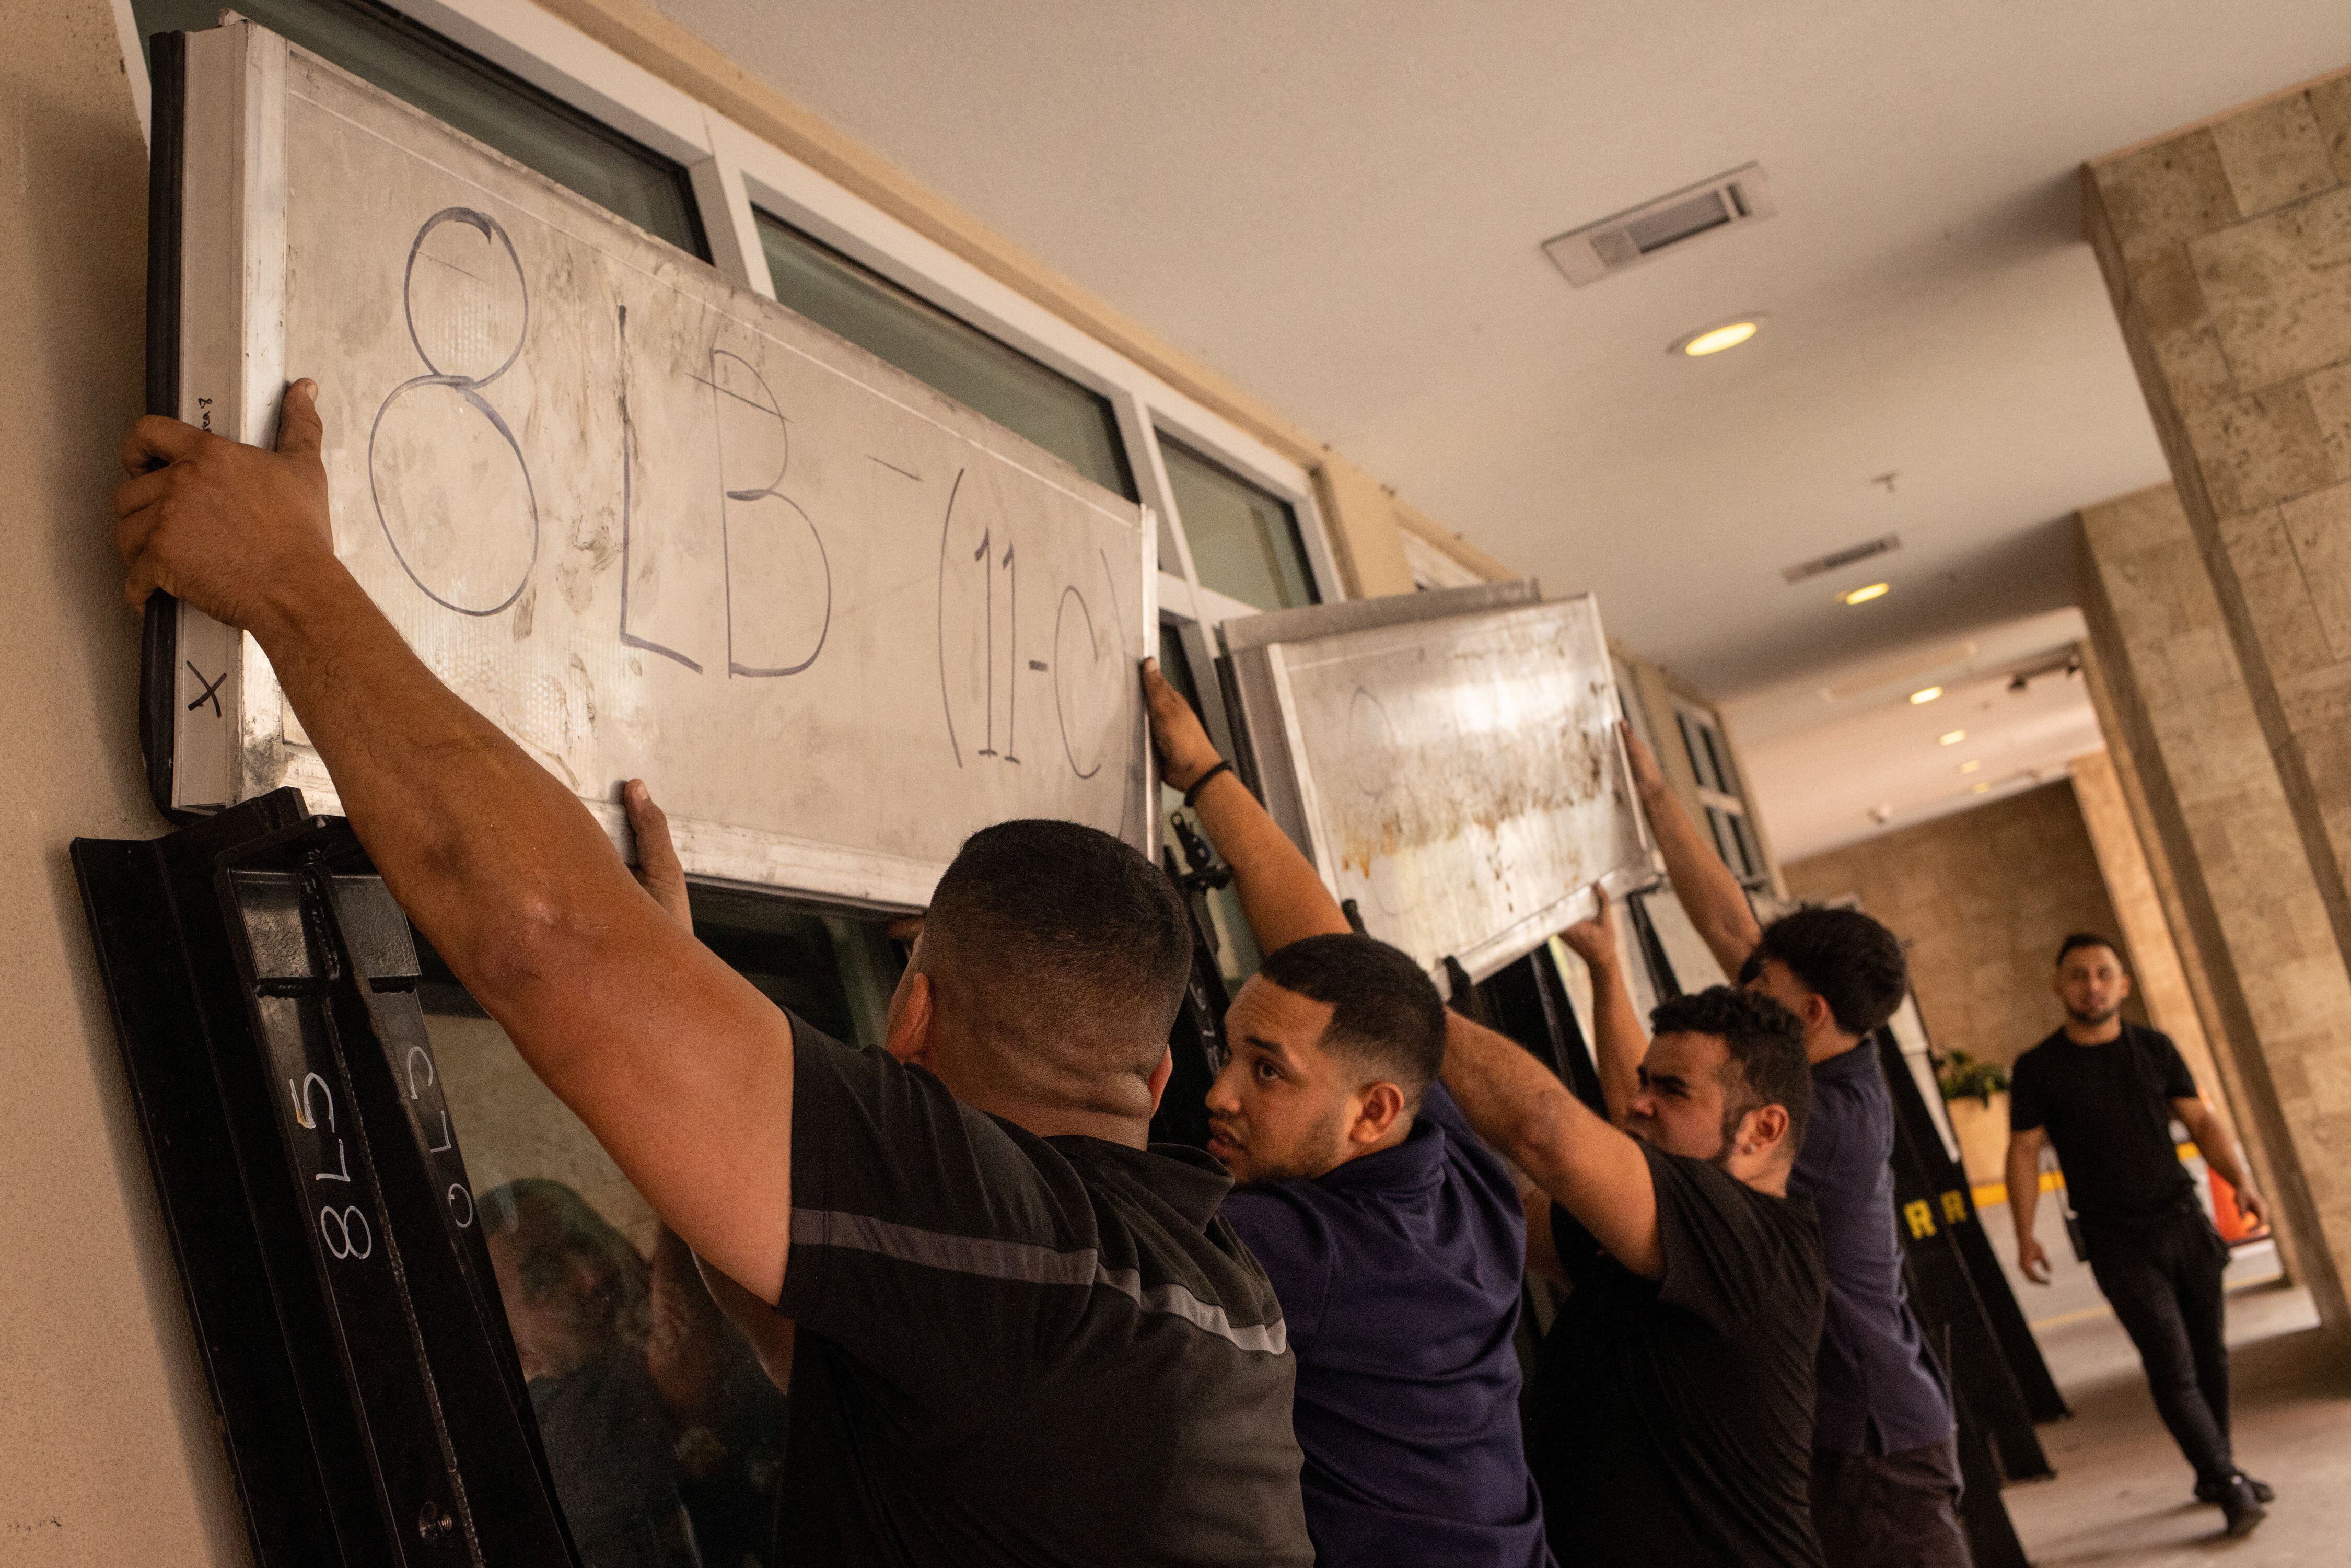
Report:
1622,728,1968,1568
110,382,1315,1568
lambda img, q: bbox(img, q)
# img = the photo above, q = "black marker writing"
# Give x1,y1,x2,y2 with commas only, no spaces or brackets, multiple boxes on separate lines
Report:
184,661,226,717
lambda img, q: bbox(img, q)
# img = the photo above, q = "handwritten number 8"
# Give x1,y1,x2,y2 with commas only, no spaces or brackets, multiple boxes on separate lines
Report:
320,1204,374,1261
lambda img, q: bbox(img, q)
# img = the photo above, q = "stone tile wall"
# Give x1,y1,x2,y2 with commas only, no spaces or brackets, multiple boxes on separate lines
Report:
1784,780,2140,1072
2076,483,2348,1326
2085,78,2351,972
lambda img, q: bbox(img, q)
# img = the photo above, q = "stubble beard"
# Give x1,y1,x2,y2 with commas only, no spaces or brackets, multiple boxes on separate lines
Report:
1242,1103,1351,1185
2065,1001,2121,1027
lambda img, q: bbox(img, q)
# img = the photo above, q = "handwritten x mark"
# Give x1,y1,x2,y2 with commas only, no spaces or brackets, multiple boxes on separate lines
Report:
185,661,227,718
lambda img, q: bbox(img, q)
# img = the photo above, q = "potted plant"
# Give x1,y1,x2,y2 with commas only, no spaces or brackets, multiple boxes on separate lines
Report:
1936,1051,2012,1188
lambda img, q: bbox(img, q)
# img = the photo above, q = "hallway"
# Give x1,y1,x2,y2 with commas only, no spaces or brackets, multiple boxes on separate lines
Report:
1984,1203,2351,1564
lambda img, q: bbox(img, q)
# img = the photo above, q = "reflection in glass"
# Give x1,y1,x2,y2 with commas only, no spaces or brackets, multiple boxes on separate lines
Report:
756,211,1137,502
129,0,708,257
1158,436,1316,611
421,906,901,1567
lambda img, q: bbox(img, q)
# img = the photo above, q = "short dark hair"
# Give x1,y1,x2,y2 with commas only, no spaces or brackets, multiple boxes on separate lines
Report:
1649,985,1812,1153
1255,934,1447,1099
1747,906,1908,1038
2056,932,2123,968
922,820,1191,1113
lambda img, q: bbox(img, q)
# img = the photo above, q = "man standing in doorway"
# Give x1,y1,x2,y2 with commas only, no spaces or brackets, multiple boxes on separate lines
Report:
2005,934,2272,1537
1622,729,1971,1568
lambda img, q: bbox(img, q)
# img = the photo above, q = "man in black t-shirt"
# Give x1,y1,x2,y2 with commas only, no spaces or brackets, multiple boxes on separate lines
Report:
1443,973,1827,1567
1617,728,1968,1568
2006,933,2273,1538
634,793,1316,1567
108,389,1312,1568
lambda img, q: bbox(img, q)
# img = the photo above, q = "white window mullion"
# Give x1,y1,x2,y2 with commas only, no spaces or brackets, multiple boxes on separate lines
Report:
694,116,777,298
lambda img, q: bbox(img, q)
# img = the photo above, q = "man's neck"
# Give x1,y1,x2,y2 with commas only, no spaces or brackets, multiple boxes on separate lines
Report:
940,1072,1153,1146
1807,1025,1867,1066
1321,1111,1416,1173
2062,1014,2125,1046
1738,1164,1790,1198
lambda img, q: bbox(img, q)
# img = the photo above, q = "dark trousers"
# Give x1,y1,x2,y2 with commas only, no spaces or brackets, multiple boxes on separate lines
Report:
1809,1436,1972,1568
2082,1205,2233,1486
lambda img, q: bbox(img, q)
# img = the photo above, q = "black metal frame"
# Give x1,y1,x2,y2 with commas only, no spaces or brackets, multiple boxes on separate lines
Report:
75,794,578,1566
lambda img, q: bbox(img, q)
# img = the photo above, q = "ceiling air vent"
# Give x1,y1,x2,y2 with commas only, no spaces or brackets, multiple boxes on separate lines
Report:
1781,532,1902,585
1544,164,1776,287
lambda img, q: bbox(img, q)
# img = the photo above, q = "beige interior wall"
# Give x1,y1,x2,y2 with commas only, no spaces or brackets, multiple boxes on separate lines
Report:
1783,781,2138,1071
0,0,253,1559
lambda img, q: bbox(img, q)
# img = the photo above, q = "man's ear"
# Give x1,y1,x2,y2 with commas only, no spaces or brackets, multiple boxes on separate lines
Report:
1742,1101,1791,1158
1803,991,1838,1037
1145,1048,1174,1117
884,970,935,1066
1351,1081,1406,1147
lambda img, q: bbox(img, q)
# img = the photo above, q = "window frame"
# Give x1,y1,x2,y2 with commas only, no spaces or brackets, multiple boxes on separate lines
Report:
1673,702,1770,888
110,0,1341,657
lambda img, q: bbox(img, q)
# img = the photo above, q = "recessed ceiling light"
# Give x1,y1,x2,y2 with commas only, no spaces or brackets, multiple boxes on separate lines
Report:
1971,782,1991,794
1958,760,1981,774
1672,316,1766,357
1840,582,1891,606
1910,687,1943,705
1939,729,1966,746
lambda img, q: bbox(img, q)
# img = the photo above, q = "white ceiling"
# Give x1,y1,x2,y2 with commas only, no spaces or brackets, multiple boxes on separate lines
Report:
650,0,2351,856
1726,608,2104,861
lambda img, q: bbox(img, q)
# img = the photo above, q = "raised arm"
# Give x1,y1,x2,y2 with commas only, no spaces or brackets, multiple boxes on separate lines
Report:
1622,723,1762,976
113,384,796,1303
1556,886,1647,1125
1440,1011,1663,1279
1142,658,1349,950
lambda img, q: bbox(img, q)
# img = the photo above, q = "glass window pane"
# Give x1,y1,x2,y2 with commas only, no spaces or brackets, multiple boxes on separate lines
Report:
1158,436,1316,610
1702,724,1740,802
1705,806,1739,869
1678,711,1719,793
755,212,1135,501
132,0,707,257
1728,811,1762,880
416,906,899,1568
1156,627,1263,992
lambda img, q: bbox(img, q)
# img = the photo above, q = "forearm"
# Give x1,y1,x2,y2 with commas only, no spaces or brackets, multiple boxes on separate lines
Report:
1188,770,1350,949
1442,1011,1584,1181
255,569,643,1018
1638,775,1762,975
2185,1106,2252,1194
2004,1141,2041,1244
1443,1011,1661,1274
1583,951,1646,1125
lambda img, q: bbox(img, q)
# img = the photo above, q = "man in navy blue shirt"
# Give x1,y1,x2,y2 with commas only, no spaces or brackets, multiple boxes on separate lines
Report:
1144,662,1552,1568
1621,728,1969,1568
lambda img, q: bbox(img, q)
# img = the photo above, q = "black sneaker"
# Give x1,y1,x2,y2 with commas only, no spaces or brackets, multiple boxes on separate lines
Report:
2218,1474,2268,1538
2195,1474,2276,1505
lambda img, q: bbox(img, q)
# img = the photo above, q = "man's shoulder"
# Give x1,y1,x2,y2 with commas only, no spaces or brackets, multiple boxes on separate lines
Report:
2011,1033,2069,1076
1651,1142,1818,1241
